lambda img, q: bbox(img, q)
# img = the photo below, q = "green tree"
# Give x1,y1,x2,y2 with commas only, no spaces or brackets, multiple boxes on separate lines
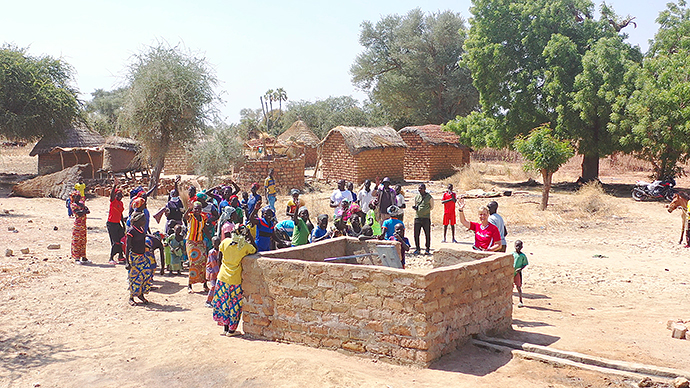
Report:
613,1,690,179
279,96,385,139
119,42,218,194
0,44,81,140
190,121,244,184
351,9,478,128
443,111,499,149
464,0,639,182
84,87,128,135
514,124,574,210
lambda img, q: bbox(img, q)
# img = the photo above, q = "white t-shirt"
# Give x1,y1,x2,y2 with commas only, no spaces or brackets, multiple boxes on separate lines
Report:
396,193,405,208
358,188,374,211
330,189,353,207
488,213,506,245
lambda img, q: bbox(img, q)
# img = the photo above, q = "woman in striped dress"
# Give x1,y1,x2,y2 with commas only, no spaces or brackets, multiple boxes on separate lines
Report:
70,191,90,263
185,202,209,293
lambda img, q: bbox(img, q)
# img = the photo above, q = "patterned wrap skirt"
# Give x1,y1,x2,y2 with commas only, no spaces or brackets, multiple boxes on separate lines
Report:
212,281,243,330
186,240,207,285
128,252,153,297
71,215,87,259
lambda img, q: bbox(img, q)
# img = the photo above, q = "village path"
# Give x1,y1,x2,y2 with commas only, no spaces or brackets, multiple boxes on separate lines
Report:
1,184,690,387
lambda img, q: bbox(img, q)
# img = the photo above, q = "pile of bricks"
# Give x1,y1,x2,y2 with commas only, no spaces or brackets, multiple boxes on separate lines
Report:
668,320,690,340
241,238,513,366
319,132,405,184
234,156,305,192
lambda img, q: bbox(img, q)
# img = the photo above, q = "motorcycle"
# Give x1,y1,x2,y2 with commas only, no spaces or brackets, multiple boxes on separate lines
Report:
631,178,676,201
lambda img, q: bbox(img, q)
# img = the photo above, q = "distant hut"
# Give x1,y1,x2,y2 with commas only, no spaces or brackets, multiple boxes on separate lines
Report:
399,125,471,181
103,136,141,173
278,120,320,167
317,126,407,184
29,125,104,177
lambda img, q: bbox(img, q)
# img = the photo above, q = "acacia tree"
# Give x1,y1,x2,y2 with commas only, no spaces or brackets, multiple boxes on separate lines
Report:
351,8,478,127
613,1,690,179
190,120,244,184
514,124,574,210
464,0,640,182
120,43,218,194
0,44,81,140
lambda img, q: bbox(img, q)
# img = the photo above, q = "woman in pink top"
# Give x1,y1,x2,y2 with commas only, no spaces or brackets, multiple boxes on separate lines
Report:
457,198,501,251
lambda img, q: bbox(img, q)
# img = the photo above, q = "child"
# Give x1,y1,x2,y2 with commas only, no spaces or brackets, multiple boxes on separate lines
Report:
164,224,185,275
389,223,410,268
311,214,331,242
441,184,458,243
206,236,222,307
513,240,528,307
286,189,302,217
365,202,382,236
380,205,403,240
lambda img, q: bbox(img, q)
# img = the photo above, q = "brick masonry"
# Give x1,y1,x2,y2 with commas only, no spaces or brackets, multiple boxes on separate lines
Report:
319,132,405,184
37,151,103,178
400,132,470,181
163,144,194,175
234,156,305,193
241,238,513,366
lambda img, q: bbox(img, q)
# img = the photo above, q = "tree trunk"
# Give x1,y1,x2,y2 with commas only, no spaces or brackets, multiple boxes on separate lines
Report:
541,169,552,211
580,153,600,183
150,157,165,198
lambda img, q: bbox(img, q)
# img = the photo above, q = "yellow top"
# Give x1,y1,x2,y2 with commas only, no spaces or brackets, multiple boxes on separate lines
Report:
74,182,86,197
217,235,257,285
265,177,277,195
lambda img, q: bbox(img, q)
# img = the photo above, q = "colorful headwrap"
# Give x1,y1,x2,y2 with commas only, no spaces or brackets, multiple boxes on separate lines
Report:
131,197,145,209
221,221,235,236
195,192,208,202
349,203,362,215
193,201,202,208
251,182,261,191
130,186,144,199
69,190,81,202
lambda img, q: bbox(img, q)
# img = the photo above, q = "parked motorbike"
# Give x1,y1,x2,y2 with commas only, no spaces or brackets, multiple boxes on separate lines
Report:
631,178,676,201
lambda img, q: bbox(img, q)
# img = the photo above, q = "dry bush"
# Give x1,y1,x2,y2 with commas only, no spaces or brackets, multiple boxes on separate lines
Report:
446,164,491,192
569,181,620,218
471,148,523,163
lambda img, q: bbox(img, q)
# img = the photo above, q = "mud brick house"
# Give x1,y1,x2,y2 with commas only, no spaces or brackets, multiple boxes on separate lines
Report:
399,125,471,181
29,125,104,177
278,120,320,167
103,136,140,173
317,126,406,184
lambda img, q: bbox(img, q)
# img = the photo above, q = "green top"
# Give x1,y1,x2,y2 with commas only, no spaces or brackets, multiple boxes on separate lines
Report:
292,218,310,246
513,252,528,275
414,192,433,219
366,209,381,235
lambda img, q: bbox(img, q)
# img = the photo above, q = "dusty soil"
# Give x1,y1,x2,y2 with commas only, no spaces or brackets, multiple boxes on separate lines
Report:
1,148,690,388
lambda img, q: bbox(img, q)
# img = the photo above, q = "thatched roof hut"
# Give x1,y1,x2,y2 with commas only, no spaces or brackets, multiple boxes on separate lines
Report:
399,124,471,180
317,126,407,183
278,120,320,167
103,136,141,172
29,125,105,177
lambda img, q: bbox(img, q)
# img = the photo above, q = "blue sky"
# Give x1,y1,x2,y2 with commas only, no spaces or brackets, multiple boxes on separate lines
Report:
0,0,670,123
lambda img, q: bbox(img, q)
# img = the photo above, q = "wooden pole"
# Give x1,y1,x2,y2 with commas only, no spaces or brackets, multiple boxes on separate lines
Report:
86,149,95,178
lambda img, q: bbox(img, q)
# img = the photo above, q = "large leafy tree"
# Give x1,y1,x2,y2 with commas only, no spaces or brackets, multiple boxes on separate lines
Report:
120,43,218,194
464,0,640,181
84,87,128,135
0,44,81,140
351,9,478,128
613,1,690,179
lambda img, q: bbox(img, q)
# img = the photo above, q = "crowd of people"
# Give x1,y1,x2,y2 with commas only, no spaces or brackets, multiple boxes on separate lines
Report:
66,172,527,334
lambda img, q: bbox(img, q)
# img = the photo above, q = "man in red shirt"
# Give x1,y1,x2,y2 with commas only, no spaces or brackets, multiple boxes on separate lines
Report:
457,198,501,251
441,184,458,243
107,180,126,264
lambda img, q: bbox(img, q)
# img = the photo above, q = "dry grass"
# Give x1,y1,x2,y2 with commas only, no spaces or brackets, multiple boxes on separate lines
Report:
569,181,621,218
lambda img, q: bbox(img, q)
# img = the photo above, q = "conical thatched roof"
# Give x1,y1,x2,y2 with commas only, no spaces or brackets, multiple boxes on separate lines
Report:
104,136,140,152
399,124,469,149
320,126,407,156
278,120,320,147
29,125,105,156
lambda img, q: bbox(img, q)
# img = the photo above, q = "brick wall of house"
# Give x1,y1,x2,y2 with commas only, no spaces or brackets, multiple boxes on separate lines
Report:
320,132,405,184
163,145,194,175
401,133,470,181
234,156,305,193
305,146,318,168
38,151,103,178
241,240,513,366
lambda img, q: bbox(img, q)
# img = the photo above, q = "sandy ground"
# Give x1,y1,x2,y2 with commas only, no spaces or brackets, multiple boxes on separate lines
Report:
2,151,690,387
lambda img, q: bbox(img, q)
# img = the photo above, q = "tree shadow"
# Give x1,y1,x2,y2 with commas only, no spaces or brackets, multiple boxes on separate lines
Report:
429,341,513,376
0,332,76,384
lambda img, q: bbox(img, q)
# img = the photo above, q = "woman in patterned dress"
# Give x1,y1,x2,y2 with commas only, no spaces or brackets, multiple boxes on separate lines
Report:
185,202,209,293
126,212,153,305
70,191,90,263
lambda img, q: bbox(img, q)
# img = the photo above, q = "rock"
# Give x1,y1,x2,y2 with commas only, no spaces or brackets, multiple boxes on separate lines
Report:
27,220,32,223
638,377,654,387
47,244,60,250
671,323,688,339
7,226,15,231
20,248,29,254
674,377,690,388
5,249,12,257
3,209,9,214
53,226,58,231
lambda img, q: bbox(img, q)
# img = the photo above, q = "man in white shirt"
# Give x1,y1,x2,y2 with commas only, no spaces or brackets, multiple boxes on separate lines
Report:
487,201,507,252
330,179,353,209
358,179,374,212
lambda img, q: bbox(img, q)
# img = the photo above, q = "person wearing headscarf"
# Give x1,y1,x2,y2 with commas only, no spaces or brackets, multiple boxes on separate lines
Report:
249,197,275,252
216,206,237,238
247,183,262,216
165,179,185,235
70,191,90,264
126,211,153,305
184,201,209,293
380,205,403,240
212,224,257,336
